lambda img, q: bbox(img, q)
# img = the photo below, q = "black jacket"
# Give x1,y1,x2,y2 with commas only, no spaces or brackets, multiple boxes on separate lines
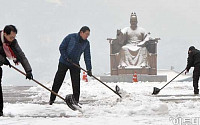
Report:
186,49,200,71
0,31,32,73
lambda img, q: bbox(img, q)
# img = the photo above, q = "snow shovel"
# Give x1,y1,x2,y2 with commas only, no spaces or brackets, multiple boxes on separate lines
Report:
10,65,80,111
67,60,122,98
152,69,186,95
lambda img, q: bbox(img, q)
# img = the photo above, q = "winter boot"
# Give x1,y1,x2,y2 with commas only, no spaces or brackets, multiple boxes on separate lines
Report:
49,100,54,105
0,111,3,116
194,89,199,95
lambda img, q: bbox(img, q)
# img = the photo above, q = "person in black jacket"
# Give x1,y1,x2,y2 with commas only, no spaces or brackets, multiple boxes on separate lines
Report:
0,25,33,116
185,46,200,94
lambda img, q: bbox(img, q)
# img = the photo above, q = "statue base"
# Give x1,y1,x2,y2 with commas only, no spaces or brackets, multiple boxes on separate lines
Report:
100,74,167,83
111,67,157,75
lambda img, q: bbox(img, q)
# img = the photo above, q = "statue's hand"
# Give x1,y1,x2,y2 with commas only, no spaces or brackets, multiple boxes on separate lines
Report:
137,40,146,47
149,38,160,41
137,44,144,47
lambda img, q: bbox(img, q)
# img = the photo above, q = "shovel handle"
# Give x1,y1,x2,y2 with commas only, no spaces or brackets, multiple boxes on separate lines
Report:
68,60,122,98
11,65,66,101
160,69,186,90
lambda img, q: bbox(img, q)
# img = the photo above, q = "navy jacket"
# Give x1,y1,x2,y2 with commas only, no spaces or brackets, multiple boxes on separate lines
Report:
59,33,92,70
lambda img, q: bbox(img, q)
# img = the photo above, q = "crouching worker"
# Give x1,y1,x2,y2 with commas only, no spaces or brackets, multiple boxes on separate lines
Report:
185,46,200,94
0,25,33,116
49,26,92,105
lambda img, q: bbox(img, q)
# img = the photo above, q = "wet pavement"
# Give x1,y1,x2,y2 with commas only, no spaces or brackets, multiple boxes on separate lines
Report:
2,86,37,103
2,86,97,105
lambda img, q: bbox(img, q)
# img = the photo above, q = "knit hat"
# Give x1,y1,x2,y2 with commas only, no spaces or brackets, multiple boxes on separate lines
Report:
189,46,195,51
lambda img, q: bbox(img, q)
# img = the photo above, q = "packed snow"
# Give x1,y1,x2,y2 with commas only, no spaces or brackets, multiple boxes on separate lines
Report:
157,69,192,82
0,77,200,125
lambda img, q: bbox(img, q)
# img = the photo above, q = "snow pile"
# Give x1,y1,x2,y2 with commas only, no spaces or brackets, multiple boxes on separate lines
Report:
26,80,170,116
1,80,200,125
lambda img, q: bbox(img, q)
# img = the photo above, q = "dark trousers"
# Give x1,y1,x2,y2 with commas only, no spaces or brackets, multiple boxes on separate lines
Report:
0,67,3,112
50,62,80,102
193,66,200,93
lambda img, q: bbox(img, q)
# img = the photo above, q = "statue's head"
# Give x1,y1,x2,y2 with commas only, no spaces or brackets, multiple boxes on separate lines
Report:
130,12,138,28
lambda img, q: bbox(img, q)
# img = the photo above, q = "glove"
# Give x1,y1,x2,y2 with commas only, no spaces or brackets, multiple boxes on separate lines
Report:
67,58,72,63
13,59,20,65
4,59,11,68
26,72,33,80
185,69,189,75
87,70,92,76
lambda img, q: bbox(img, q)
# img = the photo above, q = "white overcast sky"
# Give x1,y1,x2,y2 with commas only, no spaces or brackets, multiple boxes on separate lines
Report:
0,0,200,85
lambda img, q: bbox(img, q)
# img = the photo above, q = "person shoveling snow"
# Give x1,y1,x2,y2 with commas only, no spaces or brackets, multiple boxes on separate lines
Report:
185,46,200,94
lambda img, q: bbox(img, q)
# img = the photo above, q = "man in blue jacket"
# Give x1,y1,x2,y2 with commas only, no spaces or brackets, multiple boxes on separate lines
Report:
49,26,92,105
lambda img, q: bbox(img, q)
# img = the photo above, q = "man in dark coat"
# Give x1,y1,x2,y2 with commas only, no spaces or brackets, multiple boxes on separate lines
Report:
185,46,200,94
49,26,92,105
0,25,33,116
